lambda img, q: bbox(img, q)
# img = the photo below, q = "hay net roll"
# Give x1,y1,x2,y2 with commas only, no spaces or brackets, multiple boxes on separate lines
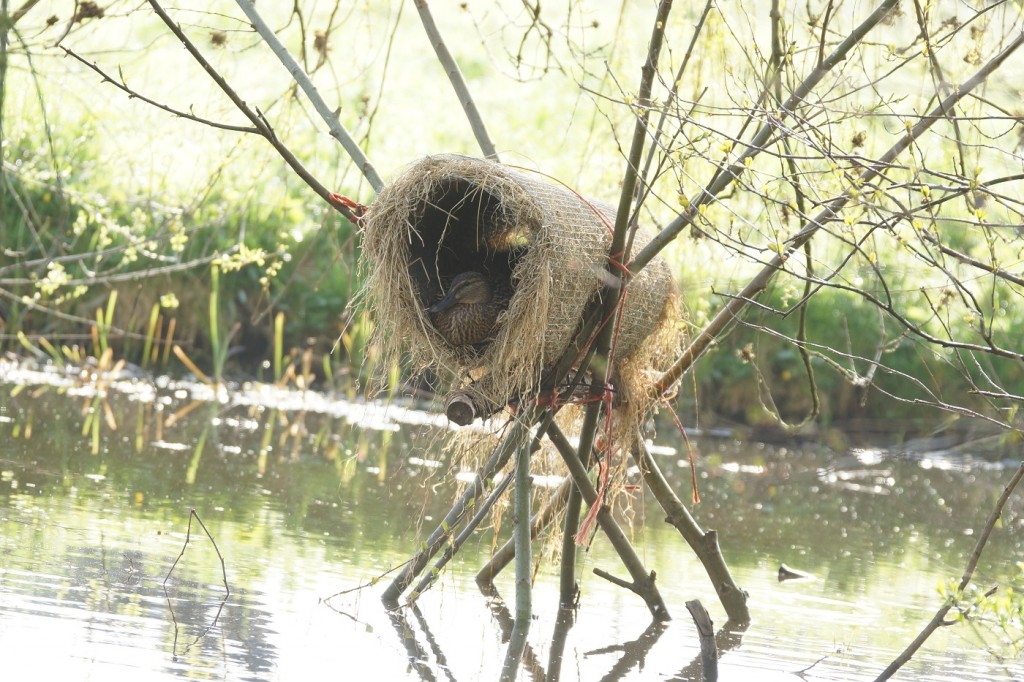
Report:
362,154,677,415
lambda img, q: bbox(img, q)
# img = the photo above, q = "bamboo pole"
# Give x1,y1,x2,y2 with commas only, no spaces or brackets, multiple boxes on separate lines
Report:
382,409,538,608
500,431,534,679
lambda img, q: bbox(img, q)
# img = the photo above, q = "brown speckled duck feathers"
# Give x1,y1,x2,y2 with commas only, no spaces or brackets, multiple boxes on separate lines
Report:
427,272,510,347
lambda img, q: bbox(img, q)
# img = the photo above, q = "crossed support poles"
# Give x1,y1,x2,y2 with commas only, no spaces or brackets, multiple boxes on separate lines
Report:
375,0,750,665
381,368,751,676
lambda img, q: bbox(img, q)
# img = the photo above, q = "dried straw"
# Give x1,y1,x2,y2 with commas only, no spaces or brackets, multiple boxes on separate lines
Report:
361,154,679,421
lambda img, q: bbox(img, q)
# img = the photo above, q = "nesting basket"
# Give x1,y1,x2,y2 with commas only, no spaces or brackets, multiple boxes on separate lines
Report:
361,154,679,421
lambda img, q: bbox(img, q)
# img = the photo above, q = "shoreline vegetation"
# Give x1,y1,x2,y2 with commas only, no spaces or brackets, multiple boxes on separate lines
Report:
4,158,1019,450
3,2,1024,436
4,157,1023,439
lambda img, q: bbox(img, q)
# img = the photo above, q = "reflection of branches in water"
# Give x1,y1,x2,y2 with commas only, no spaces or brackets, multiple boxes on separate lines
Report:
668,619,749,682
120,551,144,587
478,582,547,681
480,581,672,682
545,607,576,682
163,508,231,658
410,604,458,682
388,610,437,682
378,581,734,682
384,608,449,682
583,617,668,682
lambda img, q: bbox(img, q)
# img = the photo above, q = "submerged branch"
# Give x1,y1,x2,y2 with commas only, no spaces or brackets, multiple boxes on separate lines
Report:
634,432,749,622
476,475,571,587
547,422,671,621
382,407,541,608
686,600,718,682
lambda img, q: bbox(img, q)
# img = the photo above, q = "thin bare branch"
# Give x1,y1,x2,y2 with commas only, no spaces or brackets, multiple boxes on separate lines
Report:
653,28,1024,395
414,0,499,161
874,461,1024,680
630,0,901,274
233,0,383,191
10,0,41,26
146,0,362,224
60,46,258,134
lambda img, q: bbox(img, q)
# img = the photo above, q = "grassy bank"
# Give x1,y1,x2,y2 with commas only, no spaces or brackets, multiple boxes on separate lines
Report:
8,142,1023,433
3,2,1023,435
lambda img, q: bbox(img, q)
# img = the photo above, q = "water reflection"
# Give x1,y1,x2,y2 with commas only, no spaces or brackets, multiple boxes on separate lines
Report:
0,363,1022,680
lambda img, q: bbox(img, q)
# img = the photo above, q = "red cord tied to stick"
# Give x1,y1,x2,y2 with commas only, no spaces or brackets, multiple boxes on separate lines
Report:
575,430,616,545
329,193,368,222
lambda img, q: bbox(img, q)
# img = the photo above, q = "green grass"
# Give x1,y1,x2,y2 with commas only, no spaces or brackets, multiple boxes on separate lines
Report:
0,147,368,387
2,1,1023,432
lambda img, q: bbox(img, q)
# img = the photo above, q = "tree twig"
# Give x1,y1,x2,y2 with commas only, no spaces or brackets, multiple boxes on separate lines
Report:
874,461,1024,680
629,0,901,275
412,421,553,600
635,0,714,218
163,509,230,656
414,0,499,161
652,28,1024,395
146,0,362,225
411,468,515,599
573,0,674,564
60,47,258,134
233,0,383,191
10,0,40,26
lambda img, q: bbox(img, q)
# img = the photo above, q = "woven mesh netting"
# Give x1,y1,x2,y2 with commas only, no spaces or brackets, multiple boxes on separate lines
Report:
361,154,680,418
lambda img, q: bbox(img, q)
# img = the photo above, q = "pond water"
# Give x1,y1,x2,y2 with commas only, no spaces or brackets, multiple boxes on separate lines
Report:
0,362,1022,681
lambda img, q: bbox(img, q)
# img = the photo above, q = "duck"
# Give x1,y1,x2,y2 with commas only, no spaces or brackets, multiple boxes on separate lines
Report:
427,271,509,346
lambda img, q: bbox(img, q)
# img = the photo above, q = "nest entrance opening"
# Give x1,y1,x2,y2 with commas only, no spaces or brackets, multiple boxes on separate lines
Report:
363,154,680,425
407,179,535,325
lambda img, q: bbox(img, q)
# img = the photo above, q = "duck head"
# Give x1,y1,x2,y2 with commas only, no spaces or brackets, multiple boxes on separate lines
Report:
427,272,493,315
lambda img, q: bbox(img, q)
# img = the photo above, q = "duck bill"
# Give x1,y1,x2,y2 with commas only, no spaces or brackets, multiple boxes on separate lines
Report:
427,291,457,314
